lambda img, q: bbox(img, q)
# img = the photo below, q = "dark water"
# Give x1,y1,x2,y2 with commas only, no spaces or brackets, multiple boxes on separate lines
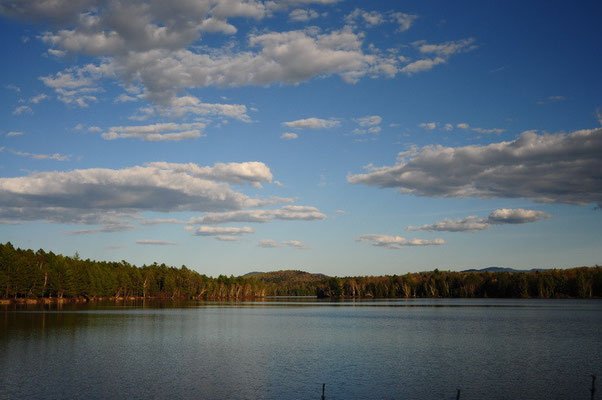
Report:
1,298,601,400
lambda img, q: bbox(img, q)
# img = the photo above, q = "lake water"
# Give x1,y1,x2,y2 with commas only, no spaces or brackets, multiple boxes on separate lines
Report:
1,298,601,400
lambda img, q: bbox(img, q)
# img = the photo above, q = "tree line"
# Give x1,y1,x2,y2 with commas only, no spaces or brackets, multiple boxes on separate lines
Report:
1,242,600,301
316,267,602,299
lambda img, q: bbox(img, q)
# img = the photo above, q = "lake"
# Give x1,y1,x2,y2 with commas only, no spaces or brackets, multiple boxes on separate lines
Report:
1,298,601,399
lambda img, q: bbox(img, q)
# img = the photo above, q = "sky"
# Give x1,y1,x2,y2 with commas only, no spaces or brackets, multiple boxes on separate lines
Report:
0,0,601,277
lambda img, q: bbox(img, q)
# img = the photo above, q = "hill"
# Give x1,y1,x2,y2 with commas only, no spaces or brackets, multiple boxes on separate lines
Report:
244,270,328,284
462,267,550,273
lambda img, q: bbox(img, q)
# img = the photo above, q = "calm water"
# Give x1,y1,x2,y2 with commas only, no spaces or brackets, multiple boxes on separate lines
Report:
1,298,601,400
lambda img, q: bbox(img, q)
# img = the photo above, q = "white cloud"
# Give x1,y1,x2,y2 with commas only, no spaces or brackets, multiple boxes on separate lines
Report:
353,115,382,135
390,12,418,32
345,9,385,27
144,161,274,186
5,84,20,92
471,127,505,134
39,65,108,107
357,234,445,249
408,215,490,232
65,224,135,235
258,239,280,248
0,162,280,227
282,117,340,130
408,209,551,232
282,240,309,249
88,126,102,132
443,123,453,131
136,239,177,246
258,239,309,249
215,235,244,241
400,38,475,75
355,115,382,127
43,26,402,104
10,150,70,161
281,132,298,140
6,131,24,137
414,38,476,56
102,122,206,142
289,8,319,22
13,105,33,115
188,205,326,224
456,123,470,129
401,57,446,74
187,226,255,236
348,128,602,207
115,93,138,103
334,209,346,215
2,1,474,107
160,95,251,121
418,122,437,130
30,94,49,104
487,208,551,224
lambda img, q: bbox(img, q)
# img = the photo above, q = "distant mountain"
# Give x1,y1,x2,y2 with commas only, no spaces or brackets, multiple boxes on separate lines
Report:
244,270,328,283
462,267,550,273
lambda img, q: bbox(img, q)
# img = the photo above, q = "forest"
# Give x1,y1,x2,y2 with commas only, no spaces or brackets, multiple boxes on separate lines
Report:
1,242,600,301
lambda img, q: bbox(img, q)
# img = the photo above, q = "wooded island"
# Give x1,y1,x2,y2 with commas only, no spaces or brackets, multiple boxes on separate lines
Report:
1,242,600,303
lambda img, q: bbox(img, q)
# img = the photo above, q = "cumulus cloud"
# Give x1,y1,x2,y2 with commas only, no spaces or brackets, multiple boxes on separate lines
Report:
0,162,280,227
281,132,298,140
136,239,177,246
348,128,602,206
353,115,382,135
357,234,445,249
289,8,319,21
345,9,385,27
101,122,206,142
282,117,340,130
355,115,382,126
39,65,108,107
40,27,402,104
407,209,551,232
1,1,474,106
159,95,251,121
143,161,274,186
487,208,551,224
390,12,418,32
6,131,24,137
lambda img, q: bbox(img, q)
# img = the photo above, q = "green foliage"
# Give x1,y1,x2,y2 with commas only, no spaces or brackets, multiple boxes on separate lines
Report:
315,268,602,299
0,242,600,300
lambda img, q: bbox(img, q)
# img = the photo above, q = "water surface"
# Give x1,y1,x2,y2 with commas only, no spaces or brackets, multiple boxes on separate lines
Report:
1,298,601,399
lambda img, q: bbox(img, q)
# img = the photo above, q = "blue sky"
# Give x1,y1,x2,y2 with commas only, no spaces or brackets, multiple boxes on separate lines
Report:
1,0,601,276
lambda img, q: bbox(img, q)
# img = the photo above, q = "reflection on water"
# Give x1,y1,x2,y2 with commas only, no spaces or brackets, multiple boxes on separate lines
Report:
2,298,601,400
